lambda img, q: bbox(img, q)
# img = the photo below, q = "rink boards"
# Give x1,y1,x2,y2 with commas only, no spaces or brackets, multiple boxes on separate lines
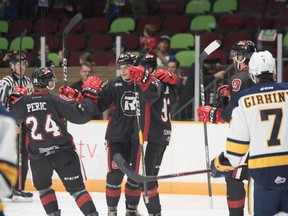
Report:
26,121,242,195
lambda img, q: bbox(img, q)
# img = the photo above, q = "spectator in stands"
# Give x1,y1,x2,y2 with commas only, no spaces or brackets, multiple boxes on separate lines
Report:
172,55,225,120
202,54,225,105
58,49,64,66
23,0,38,21
0,50,19,67
167,59,186,103
103,0,121,22
139,24,158,54
79,51,95,66
155,35,176,67
34,45,55,68
71,61,93,92
131,0,148,17
0,0,19,22
107,40,127,66
70,61,108,120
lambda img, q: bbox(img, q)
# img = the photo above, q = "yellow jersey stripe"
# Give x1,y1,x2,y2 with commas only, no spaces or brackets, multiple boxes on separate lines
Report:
249,155,288,169
0,161,18,187
226,140,249,155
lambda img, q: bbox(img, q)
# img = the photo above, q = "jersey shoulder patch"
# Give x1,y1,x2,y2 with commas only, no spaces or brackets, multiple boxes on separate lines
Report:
231,78,242,92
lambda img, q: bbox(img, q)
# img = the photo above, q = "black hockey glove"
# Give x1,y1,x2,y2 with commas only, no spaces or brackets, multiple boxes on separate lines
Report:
210,152,233,178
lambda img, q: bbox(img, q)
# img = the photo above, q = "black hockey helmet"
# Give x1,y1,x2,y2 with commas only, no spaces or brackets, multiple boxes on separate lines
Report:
32,67,56,89
140,54,157,71
117,52,136,66
9,53,27,70
229,40,256,60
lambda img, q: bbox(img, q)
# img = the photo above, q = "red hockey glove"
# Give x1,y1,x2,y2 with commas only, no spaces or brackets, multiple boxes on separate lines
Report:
8,86,28,105
197,105,224,124
217,84,230,98
129,66,152,91
58,86,82,101
82,76,103,101
210,152,233,178
154,69,179,86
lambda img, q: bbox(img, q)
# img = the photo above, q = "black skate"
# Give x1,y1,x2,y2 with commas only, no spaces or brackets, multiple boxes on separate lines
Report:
126,210,144,216
10,189,33,202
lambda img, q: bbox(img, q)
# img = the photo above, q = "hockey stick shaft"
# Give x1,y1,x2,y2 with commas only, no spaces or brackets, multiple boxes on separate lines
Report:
113,153,248,183
132,47,151,203
199,40,221,209
113,153,211,182
62,12,83,87
18,28,27,190
19,28,27,88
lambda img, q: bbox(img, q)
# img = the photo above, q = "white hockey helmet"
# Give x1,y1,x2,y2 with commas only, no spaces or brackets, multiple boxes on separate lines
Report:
249,50,276,83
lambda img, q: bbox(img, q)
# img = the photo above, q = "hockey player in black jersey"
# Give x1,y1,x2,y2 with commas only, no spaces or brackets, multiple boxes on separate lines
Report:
197,40,256,216
131,54,178,216
95,52,161,216
9,67,101,216
0,53,33,202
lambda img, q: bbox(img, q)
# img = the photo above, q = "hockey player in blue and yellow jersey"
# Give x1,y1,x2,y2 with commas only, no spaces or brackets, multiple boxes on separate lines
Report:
0,105,18,216
211,50,288,216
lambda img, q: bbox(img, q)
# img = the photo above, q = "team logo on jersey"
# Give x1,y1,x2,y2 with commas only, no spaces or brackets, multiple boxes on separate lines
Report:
231,78,242,92
120,91,137,116
115,82,122,87
274,176,286,184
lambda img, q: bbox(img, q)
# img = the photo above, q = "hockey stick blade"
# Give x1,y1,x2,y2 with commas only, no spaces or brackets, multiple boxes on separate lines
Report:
113,153,211,183
133,47,151,66
200,40,221,62
63,12,83,34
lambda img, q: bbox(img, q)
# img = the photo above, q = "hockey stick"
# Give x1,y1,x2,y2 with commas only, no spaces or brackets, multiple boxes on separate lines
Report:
17,28,27,190
19,28,27,87
199,40,221,209
113,153,211,183
62,12,83,87
132,47,151,203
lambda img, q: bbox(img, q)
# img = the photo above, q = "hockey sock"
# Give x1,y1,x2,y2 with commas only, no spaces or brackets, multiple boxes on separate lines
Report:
39,189,59,214
75,191,97,215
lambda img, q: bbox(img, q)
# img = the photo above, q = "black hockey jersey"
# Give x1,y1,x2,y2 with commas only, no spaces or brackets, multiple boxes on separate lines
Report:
10,91,95,160
97,76,161,143
140,81,177,143
221,68,254,122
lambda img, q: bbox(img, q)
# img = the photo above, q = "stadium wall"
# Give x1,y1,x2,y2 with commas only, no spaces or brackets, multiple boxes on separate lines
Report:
26,121,246,195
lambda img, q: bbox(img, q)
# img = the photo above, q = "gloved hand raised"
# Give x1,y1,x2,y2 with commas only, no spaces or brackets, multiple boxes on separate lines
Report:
8,86,28,105
154,69,179,86
197,105,224,124
82,76,103,101
58,86,82,101
129,66,152,91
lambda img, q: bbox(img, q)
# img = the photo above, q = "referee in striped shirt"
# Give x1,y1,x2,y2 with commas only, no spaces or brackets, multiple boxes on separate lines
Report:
0,53,34,202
